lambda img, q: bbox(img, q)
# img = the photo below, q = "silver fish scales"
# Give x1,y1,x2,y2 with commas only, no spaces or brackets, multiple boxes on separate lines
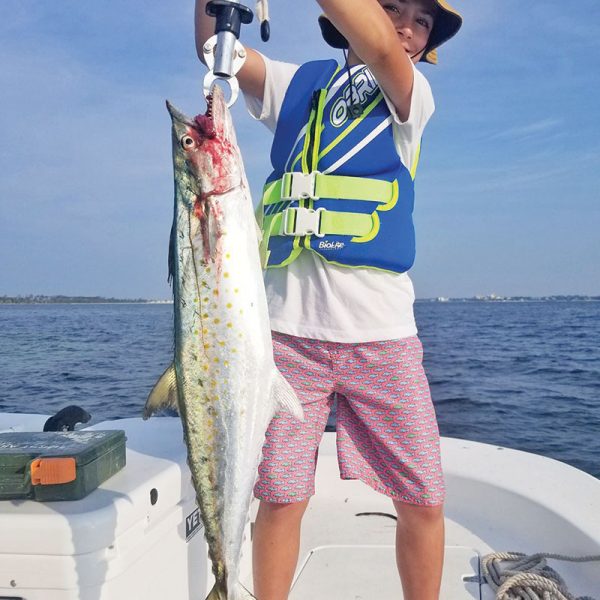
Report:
144,85,302,600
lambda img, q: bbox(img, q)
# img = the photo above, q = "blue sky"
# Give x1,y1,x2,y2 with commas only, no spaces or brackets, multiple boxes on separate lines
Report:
1,1,599,299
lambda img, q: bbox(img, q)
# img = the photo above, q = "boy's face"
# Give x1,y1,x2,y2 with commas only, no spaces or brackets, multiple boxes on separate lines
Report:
376,0,437,63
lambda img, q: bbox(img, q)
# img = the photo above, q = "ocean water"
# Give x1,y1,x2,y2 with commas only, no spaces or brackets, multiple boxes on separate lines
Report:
0,301,598,478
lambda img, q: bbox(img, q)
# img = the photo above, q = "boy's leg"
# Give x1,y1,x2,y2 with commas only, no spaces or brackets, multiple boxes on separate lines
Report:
252,333,335,599
394,501,445,600
333,335,446,597
252,498,310,600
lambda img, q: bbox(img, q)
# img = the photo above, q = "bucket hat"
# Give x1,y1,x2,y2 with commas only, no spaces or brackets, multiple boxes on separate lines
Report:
318,0,462,64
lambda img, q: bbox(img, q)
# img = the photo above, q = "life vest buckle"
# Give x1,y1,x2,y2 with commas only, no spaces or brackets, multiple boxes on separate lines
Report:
281,171,320,200
281,207,325,238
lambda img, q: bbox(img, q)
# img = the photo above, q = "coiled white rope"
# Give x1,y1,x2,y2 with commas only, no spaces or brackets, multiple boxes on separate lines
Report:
482,551,600,600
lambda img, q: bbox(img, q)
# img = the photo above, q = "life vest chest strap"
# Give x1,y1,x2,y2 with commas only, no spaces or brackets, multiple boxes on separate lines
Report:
265,172,397,205
276,206,374,238
281,206,325,237
281,172,320,200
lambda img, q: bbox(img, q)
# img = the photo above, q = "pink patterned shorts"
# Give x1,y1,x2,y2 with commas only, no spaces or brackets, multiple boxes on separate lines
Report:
254,332,446,506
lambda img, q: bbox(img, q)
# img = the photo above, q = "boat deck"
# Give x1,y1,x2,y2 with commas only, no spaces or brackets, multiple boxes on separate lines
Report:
245,432,600,599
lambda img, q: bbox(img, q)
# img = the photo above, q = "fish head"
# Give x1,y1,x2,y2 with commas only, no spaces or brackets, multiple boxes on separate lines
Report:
166,86,241,208
166,86,244,265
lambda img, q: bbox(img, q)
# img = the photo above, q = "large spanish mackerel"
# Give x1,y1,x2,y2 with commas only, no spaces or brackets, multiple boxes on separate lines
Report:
144,85,303,600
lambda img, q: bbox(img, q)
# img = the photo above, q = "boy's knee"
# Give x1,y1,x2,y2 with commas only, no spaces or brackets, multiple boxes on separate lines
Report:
393,500,444,524
257,497,310,523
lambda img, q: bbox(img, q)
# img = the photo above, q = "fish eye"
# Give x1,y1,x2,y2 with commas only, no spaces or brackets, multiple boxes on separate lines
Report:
181,135,196,150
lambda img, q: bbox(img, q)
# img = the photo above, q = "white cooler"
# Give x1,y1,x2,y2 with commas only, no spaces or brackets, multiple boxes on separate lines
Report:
0,416,252,600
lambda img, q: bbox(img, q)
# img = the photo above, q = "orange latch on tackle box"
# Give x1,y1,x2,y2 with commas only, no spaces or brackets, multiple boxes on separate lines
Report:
30,457,77,486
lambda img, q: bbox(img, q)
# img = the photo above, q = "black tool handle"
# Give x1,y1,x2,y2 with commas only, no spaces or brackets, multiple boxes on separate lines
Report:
206,0,253,39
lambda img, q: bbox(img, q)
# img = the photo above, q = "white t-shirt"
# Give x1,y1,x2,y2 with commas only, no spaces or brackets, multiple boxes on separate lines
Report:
244,55,435,343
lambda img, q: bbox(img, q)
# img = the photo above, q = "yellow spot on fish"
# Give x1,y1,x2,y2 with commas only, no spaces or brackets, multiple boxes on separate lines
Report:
224,272,229,278
231,348,237,353
204,343,211,350
203,365,209,371
213,358,219,363
214,318,220,324
224,361,229,367
239,309,244,315
213,290,219,296
218,341,225,347
226,303,232,309
194,329,199,335
202,312,209,318
203,328,208,334
227,322,233,328
234,288,239,293
226,253,231,259
194,298,199,302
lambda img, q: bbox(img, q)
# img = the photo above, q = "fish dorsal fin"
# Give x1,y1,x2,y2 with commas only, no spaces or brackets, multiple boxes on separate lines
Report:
271,368,304,421
143,363,179,419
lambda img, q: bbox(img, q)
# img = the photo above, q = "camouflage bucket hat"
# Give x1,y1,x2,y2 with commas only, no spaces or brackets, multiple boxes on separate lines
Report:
318,0,462,64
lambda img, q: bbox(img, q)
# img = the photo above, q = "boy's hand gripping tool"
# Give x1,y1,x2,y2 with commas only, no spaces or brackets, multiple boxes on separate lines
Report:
203,0,253,107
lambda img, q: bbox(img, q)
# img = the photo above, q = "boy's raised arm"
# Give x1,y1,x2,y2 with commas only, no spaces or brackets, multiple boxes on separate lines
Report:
317,0,417,121
194,0,267,102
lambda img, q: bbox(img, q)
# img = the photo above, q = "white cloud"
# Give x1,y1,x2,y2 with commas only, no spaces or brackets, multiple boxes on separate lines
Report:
486,118,563,141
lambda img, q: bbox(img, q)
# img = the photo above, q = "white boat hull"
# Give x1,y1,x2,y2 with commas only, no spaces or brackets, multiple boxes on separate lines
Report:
1,414,598,599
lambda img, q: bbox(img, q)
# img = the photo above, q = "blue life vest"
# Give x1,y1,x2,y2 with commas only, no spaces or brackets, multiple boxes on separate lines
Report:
259,60,421,274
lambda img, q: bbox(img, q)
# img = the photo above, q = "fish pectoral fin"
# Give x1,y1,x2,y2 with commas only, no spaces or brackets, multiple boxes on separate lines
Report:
143,363,179,419
271,368,304,421
254,221,262,244
255,218,263,244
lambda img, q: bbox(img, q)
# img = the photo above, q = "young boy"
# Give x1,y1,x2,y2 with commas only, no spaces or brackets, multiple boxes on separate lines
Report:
195,1,462,598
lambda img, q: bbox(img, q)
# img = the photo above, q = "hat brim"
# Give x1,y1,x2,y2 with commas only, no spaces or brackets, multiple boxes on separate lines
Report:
318,0,462,64
423,0,462,63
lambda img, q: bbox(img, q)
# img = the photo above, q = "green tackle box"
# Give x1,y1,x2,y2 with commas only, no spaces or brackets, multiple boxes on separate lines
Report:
0,430,126,501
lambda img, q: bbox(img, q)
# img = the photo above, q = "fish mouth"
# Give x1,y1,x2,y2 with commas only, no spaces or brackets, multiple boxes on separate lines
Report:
166,98,216,142
166,100,194,127
193,94,216,140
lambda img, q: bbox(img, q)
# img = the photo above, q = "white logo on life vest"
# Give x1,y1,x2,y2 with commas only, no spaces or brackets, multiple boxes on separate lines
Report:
330,68,379,127
319,241,345,250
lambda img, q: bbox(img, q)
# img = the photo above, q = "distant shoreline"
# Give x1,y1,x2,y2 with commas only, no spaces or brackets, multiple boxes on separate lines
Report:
1,294,598,305
419,295,600,303
0,295,171,305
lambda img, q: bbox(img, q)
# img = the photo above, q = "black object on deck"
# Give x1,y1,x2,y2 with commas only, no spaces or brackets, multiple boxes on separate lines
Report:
43,405,91,432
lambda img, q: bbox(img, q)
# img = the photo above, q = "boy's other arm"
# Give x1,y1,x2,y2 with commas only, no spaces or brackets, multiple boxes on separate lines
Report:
194,0,266,102
317,0,415,121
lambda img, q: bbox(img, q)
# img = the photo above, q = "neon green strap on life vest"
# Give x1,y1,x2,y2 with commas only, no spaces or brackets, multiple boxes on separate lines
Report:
265,206,375,238
263,172,396,205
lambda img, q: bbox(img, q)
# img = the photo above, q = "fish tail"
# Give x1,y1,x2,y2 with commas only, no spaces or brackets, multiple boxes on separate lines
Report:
237,583,257,599
205,583,227,600
205,583,256,600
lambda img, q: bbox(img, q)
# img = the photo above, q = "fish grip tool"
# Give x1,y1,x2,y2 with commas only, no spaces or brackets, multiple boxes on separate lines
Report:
203,0,254,106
